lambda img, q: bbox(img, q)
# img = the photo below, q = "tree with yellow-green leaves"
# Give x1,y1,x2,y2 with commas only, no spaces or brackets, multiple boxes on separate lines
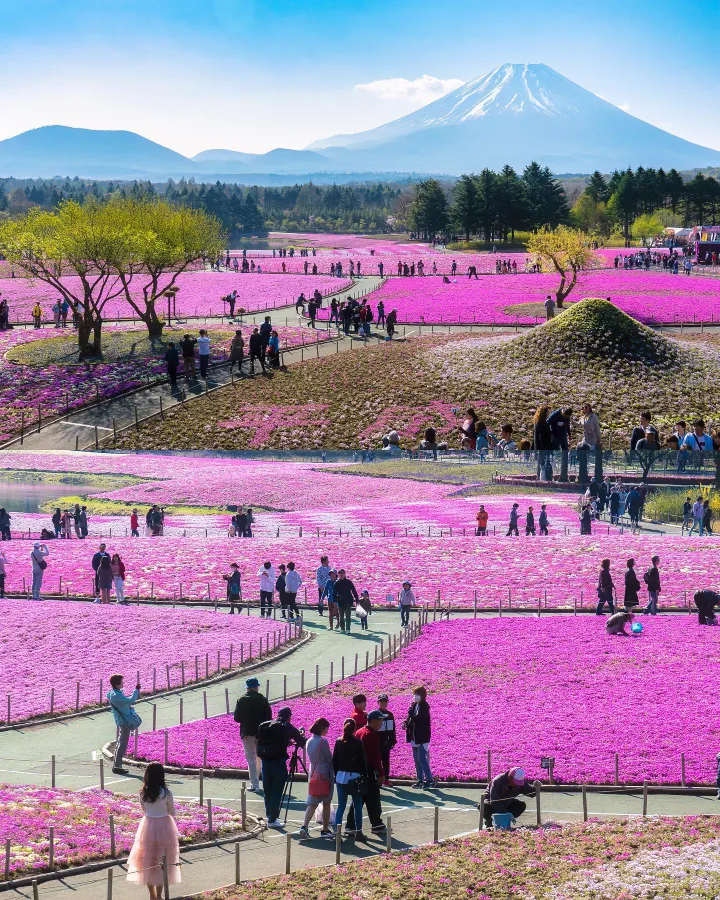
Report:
526,225,599,308
0,198,225,357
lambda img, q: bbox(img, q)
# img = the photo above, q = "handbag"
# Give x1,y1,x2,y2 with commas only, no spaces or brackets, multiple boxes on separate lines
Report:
348,775,369,797
308,771,331,797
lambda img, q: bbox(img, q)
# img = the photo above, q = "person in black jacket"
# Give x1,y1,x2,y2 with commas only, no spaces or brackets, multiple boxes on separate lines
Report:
405,686,434,789
643,555,661,615
164,342,180,388
483,767,535,828
624,558,641,611
256,706,306,828
596,558,615,615
332,719,368,841
248,328,266,375
533,405,553,480
275,564,288,618
694,589,720,625
334,569,359,633
233,677,272,792
377,694,397,784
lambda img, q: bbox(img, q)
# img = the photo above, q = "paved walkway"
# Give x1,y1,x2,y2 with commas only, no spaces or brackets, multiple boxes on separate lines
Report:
11,278,384,452
2,608,718,898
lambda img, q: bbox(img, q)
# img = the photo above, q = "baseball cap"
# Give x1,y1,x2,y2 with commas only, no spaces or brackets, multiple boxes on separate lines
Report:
367,710,387,722
508,767,526,785
277,706,292,720
377,693,389,701
33,542,40,549
246,677,260,689
402,580,411,587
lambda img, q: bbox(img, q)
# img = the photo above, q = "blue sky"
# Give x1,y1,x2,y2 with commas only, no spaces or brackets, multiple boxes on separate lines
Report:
2,0,718,157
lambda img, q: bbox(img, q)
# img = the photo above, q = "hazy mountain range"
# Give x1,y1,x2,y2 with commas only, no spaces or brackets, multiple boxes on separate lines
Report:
2,64,719,182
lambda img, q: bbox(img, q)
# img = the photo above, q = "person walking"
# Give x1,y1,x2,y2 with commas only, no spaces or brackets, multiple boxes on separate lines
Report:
248,328,266,374
164,342,180,388
642,555,661,615
229,330,245,374
538,504,549,535
624,558,641,612
111,553,126,604
703,499,713,535
233,677,272,793
357,590,372,629
595,558,615,615
681,496,693,533
258,561,275,618
298,718,335,840
405,686,434,789
107,673,141,775
284,562,302,620
525,506,536,536
376,694,397,785
126,763,181,896
688,496,705,536
316,556,331,616
130,508,140,538
334,569,359,634
533,405,553,479
30,541,49,600
322,569,339,631
0,508,11,541
332,719,368,841
399,580,415,627
580,504,592,535
506,503,520,536
224,562,242,614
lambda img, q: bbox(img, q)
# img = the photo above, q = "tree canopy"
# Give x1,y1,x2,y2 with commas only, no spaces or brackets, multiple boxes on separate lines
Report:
527,225,599,306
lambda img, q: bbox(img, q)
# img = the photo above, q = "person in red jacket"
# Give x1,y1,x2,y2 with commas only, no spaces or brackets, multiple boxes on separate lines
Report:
350,694,367,728
347,711,386,835
130,509,139,538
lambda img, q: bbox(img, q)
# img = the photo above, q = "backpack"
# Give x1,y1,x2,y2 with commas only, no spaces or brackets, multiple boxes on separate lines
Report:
256,720,287,760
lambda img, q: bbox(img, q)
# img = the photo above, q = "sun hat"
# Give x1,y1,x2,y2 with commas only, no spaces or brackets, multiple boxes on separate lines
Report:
246,677,260,689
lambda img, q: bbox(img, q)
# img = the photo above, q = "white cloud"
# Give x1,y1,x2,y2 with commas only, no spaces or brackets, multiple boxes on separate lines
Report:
354,74,464,103
618,102,631,112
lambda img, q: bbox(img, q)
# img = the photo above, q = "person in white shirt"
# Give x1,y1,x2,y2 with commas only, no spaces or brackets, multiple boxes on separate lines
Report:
684,419,710,466
197,329,211,380
284,562,302,620
689,496,706,536
30,542,49,601
258,561,275,618
399,581,415,628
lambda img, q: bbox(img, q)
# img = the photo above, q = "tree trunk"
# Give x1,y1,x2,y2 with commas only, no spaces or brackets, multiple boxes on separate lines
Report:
140,300,165,338
77,315,101,358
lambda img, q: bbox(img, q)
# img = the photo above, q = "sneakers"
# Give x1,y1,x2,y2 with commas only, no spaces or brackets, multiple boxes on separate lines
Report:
320,828,335,838
298,827,310,840
423,781,437,789
382,779,392,787
411,781,423,788
371,824,387,834
112,768,129,775
267,819,284,828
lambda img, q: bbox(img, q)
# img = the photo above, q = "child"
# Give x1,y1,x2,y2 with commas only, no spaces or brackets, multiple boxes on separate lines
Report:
538,504,549,535
127,763,181,896
357,589,372,630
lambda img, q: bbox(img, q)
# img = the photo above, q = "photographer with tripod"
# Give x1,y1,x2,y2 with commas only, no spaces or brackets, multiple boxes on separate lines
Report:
256,706,306,828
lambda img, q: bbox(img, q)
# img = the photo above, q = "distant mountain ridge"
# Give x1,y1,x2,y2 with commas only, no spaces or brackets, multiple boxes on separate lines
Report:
1,65,719,180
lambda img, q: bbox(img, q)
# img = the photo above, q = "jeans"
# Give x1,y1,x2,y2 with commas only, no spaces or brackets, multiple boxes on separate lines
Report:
645,591,659,615
260,590,273,617
199,354,209,378
595,591,615,615
688,515,704,536
339,606,352,632
412,744,433,783
31,570,44,600
242,735,261,789
113,725,131,770
400,605,410,626
335,781,363,834
261,758,288,822
317,587,325,615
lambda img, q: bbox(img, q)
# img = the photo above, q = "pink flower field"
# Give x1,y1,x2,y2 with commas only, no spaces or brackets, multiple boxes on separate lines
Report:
136,617,720,785
359,269,720,324
0,271,351,323
0,600,295,724
0,784,244,879
0,531,715,609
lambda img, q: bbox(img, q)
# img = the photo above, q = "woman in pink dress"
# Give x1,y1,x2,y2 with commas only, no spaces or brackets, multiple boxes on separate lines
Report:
127,763,181,896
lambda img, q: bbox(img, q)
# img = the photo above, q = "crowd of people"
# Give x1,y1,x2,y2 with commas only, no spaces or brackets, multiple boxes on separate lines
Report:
21,540,128,603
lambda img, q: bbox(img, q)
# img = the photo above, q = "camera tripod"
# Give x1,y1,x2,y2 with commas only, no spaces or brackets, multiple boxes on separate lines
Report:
281,742,308,824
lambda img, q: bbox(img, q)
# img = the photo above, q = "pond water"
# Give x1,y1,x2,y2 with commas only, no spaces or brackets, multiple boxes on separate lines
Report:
0,479,100,513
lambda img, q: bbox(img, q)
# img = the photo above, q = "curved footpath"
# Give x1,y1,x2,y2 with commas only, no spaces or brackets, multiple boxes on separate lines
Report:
1,608,717,899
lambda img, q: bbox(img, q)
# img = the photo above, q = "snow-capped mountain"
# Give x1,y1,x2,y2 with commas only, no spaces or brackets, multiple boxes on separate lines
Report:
308,63,720,173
